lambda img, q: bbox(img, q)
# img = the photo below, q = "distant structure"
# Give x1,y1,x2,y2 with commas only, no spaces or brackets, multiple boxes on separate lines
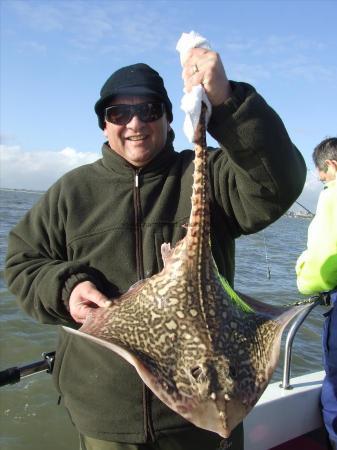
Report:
286,200,315,219
285,210,315,219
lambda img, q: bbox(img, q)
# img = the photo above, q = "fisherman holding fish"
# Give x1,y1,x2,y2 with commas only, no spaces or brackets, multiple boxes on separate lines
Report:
296,137,337,450
5,33,306,450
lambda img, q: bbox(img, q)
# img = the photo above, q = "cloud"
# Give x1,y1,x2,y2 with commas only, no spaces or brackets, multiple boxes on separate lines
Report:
221,34,337,83
222,34,326,57
10,1,64,32
0,133,18,145
6,1,336,85
18,40,47,54
0,145,99,191
7,0,178,56
272,55,337,82
229,63,272,84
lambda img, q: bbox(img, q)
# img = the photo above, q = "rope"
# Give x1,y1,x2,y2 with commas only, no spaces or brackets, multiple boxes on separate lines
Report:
282,292,331,308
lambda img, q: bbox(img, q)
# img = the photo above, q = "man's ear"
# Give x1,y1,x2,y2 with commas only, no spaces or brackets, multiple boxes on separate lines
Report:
103,126,108,137
330,160,337,170
326,159,337,169
325,160,337,178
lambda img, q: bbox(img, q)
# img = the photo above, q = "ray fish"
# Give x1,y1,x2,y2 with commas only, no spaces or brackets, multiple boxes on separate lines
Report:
64,104,305,438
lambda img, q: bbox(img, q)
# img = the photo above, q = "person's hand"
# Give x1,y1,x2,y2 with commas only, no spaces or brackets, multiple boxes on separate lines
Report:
182,48,232,106
68,281,112,324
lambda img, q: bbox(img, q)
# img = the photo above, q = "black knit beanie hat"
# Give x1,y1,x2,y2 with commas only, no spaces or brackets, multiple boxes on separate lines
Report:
95,63,173,129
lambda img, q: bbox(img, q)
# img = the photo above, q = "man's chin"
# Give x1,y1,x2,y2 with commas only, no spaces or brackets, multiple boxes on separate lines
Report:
127,149,158,167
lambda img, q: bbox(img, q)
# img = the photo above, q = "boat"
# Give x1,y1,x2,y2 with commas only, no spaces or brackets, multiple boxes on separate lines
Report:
244,371,325,449
244,299,328,449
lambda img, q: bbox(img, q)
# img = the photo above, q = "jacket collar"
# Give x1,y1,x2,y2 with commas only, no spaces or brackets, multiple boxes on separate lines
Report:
101,141,177,178
323,178,336,190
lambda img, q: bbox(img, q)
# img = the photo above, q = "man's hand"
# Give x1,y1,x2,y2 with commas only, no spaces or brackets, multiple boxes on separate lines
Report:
182,48,232,106
68,281,112,324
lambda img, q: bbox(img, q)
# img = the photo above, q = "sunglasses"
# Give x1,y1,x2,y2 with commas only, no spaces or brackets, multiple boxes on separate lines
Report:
105,102,165,126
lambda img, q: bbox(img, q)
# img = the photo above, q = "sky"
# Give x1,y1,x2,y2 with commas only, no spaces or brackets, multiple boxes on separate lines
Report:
1,0,337,212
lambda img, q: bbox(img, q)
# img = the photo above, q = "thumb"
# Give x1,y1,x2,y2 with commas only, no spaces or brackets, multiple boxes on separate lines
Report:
87,285,112,308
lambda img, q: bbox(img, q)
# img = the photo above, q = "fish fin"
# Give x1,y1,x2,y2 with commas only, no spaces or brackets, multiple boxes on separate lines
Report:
63,326,143,369
161,242,173,267
236,290,306,321
218,274,254,313
277,304,308,328
63,326,170,406
218,273,305,325
127,279,148,291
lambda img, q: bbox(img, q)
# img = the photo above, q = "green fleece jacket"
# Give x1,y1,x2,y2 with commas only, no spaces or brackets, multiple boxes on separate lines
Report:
5,82,306,443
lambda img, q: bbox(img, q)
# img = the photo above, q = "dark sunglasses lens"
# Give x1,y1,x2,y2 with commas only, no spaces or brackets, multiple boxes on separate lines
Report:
138,103,164,122
105,106,131,125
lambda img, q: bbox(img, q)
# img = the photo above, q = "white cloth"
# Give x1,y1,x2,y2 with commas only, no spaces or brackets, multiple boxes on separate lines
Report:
176,31,212,142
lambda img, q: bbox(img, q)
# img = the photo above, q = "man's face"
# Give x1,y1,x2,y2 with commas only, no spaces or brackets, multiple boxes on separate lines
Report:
103,95,169,167
317,160,337,183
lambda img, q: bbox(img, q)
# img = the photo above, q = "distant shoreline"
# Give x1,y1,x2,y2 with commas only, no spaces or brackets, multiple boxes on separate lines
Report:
0,188,315,219
0,187,45,194
285,210,315,219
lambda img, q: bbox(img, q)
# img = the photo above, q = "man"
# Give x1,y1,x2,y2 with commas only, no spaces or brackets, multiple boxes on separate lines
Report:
296,137,337,450
5,48,306,450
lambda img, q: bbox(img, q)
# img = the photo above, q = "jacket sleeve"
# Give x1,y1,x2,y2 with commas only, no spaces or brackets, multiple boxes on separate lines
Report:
207,81,306,236
296,183,337,295
4,182,100,325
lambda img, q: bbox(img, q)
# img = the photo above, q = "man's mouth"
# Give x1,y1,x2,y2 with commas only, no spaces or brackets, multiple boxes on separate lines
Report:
127,135,147,141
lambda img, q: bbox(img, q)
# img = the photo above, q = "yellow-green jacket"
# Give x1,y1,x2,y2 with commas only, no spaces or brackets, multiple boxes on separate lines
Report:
296,178,337,294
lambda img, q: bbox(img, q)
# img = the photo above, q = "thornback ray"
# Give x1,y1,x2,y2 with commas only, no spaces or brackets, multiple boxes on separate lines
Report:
64,104,306,438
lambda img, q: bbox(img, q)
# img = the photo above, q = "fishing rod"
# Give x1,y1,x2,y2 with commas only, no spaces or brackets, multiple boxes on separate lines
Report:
262,230,271,280
295,200,315,216
0,351,55,387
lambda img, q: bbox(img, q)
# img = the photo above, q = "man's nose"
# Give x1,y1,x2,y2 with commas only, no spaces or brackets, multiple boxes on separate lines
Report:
127,113,145,128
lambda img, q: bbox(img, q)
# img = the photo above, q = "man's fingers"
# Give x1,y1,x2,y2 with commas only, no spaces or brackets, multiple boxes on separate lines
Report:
84,283,112,307
91,294,112,308
68,281,112,323
181,48,231,105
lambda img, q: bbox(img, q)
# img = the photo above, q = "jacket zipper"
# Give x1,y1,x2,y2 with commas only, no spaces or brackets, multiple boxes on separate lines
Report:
134,171,144,281
133,169,156,442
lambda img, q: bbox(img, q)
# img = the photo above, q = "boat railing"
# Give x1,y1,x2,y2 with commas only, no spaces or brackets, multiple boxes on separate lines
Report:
281,293,329,389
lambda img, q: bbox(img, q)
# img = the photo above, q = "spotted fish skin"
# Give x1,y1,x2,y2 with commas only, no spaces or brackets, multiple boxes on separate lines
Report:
65,103,305,437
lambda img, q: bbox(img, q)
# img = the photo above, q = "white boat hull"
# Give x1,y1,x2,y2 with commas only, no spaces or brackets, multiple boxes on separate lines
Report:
244,371,325,449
